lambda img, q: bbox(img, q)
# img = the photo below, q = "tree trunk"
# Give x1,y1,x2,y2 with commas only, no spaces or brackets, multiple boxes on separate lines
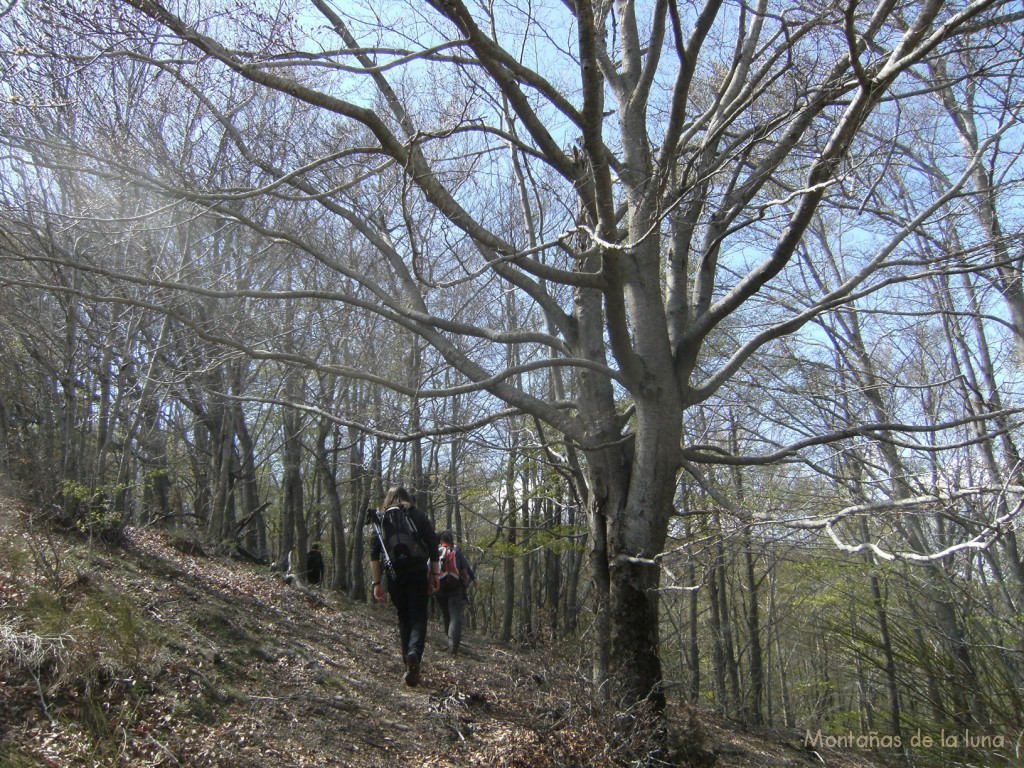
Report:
591,418,677,715
500,451,517,644
744,533,764,726
92,339,114,491
685,516,700,704
709,545,727,714
544,497,562,640
281,396,306,574
57,286,80,500
191,421,212,527
769,572,795,728
564,490,584,637
446,423,464,540
209,403,236,542
860,519,902,739
720,551,741,716
316,414,346,591
350,430,379,600
232,401,263,554
519,478,534,643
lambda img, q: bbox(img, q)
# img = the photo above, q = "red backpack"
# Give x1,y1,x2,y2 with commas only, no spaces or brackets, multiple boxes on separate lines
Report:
439,545,460,589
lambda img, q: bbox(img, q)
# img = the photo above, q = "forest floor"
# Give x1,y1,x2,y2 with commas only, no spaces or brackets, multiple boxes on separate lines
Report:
0,494,894,768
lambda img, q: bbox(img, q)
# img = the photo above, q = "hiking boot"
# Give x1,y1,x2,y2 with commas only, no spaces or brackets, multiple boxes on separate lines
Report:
403,653,421,687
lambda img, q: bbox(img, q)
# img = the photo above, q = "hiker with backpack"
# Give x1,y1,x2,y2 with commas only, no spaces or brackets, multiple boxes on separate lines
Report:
368,485,440,687
436,530,476,655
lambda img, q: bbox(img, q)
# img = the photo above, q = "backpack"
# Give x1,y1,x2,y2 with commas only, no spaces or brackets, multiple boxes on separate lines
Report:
382,506,427,566
439,545,461,590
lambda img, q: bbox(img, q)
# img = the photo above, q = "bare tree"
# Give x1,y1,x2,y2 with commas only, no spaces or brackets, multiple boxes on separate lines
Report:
5,0,1024,743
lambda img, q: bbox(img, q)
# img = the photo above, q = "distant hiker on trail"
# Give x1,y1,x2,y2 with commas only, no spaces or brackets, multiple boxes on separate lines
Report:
306,543,325,586
369,485,440,687
436,530,476,655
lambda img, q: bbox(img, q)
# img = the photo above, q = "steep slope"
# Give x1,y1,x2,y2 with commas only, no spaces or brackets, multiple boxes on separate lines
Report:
0,496,888,767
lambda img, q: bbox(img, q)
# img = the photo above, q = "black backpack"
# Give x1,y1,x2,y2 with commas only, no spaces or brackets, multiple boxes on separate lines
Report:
382,506,427,565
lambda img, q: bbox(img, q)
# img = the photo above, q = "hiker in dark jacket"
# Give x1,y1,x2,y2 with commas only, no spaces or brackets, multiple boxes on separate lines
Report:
369,485,439,686
306,543,325,586
436,530,476,655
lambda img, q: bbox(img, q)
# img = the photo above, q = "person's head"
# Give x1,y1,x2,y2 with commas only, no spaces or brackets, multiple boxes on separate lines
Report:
439,530,454,546
382,484,413,510
311,543,320,551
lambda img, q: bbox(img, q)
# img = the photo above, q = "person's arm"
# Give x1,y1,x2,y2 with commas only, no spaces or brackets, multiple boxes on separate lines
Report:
370,558,386,602
427,538,440,593
414,506,441,592
458,550,475,587
368,513,387,600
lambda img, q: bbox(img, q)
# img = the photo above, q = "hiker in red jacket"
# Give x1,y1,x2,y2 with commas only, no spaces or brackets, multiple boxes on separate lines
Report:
435,530,476,655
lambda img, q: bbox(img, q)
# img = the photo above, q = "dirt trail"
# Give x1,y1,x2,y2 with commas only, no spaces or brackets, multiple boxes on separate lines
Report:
0,499,888,767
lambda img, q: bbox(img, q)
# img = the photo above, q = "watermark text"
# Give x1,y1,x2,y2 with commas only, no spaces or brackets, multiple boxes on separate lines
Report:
804,728,1014,751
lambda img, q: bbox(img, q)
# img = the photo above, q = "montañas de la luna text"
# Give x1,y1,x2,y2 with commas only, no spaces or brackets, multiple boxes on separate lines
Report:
804,729,1010,750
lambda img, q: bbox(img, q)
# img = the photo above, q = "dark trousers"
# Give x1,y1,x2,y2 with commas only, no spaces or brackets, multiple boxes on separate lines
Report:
436,583,465,652
387,566,429,661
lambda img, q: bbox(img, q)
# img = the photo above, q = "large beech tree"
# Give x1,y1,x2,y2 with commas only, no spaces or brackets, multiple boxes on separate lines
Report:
5,0,1024,729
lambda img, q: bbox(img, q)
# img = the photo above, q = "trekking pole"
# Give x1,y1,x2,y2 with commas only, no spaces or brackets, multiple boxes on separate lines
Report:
365,508,396,581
